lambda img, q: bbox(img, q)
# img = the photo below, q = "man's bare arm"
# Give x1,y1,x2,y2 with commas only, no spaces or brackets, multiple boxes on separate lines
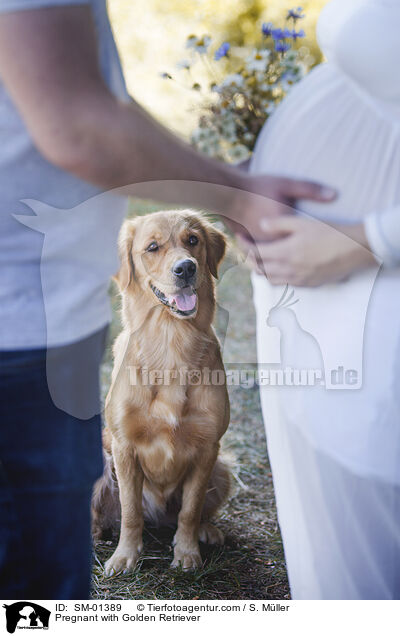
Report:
0,5,335,230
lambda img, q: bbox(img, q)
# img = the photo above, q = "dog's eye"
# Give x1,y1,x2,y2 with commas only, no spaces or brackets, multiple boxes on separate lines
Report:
146,241,159,252
188,235,199,246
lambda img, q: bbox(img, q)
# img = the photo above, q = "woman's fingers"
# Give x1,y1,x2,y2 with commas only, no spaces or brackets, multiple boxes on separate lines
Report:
239,229,296,261
259,215,300,237
239,235,296,282
258,238,295,262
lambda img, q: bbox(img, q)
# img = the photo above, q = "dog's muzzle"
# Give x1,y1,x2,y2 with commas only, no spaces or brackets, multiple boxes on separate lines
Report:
150,283,197,316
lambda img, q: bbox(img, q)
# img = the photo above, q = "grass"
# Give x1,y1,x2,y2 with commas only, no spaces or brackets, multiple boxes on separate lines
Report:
92,200,290,600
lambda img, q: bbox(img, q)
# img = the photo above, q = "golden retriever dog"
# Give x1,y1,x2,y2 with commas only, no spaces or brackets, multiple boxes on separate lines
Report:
92,209,231,573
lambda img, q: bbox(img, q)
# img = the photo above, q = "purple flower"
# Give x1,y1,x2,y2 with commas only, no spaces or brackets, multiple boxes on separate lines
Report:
271,27,292,40
214,42,230,60
262,22,274,37
287,7,305,21
275,41,291,53
291,28,305,40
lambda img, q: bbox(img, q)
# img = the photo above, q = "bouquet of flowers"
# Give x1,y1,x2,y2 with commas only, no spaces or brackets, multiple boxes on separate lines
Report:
162,7,309,163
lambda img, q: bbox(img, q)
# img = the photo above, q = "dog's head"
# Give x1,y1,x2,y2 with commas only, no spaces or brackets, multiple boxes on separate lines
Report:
115,209,226,320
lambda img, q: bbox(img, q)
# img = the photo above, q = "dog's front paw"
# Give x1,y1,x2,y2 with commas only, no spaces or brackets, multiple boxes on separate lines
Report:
171,545,202,570
104,545,142,576
199,522,224,545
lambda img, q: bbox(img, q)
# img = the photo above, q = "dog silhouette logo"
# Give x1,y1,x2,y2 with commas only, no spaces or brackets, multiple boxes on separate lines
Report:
3,602,50,633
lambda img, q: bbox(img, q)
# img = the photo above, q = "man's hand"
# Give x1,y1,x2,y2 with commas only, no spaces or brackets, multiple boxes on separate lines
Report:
224,173,337,243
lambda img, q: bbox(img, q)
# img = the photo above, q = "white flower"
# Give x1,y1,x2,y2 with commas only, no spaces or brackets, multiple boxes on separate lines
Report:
191,128,206,144
227,143,251,163
295,61,307,78
186,35,197,49
279,79,292,92
264,103,275,115
255,71,269,84
220,119,236,137
191,127,218,144
186,35,211,55
197,140,221,158
243,132,254,143
245,49,271,73
219,73,245,89
283,50,297,66
176,59,191,70
279,70,302,92
222,132,238,144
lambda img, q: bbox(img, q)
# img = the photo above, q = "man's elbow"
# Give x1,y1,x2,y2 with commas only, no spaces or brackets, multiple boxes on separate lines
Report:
36,124,94,174
32,101,125,187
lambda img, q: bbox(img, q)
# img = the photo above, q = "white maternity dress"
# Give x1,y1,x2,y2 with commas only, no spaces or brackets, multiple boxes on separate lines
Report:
250,0,400,599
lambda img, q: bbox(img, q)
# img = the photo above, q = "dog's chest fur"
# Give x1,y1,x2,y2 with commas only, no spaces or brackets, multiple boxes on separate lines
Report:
113,313,219,490
124,378,216,487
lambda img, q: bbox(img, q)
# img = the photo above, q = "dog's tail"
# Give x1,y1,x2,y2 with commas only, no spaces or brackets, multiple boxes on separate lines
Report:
91,444,121,542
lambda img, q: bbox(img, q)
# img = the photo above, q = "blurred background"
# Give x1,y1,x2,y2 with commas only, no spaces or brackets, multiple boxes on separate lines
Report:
107,0,329,137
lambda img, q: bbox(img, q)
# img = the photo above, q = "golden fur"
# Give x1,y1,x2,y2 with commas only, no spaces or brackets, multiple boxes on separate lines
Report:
92,210,231,572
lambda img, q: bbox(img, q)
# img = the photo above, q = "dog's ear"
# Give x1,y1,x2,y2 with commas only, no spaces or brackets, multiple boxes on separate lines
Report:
114,220,136,290
204,221,227,279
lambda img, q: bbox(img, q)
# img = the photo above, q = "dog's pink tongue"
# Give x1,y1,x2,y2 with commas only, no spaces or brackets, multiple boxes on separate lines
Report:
170,288,197,312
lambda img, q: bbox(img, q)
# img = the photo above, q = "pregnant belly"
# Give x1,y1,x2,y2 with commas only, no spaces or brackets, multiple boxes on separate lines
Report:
250,62,400,479
250,63,400,224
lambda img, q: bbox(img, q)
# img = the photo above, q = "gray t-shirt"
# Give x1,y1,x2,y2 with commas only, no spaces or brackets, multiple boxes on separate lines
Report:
0,0,129,350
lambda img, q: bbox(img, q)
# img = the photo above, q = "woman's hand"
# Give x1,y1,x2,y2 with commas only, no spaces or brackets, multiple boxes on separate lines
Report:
240,215,378,287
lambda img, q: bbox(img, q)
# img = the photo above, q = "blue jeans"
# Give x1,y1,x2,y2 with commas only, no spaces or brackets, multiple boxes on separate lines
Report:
0,329,106,600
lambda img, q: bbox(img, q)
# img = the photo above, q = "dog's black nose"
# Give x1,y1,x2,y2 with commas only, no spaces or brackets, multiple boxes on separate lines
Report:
173,259,197,283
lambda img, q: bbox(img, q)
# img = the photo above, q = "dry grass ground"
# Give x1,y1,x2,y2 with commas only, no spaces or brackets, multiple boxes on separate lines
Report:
92,201,290,600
